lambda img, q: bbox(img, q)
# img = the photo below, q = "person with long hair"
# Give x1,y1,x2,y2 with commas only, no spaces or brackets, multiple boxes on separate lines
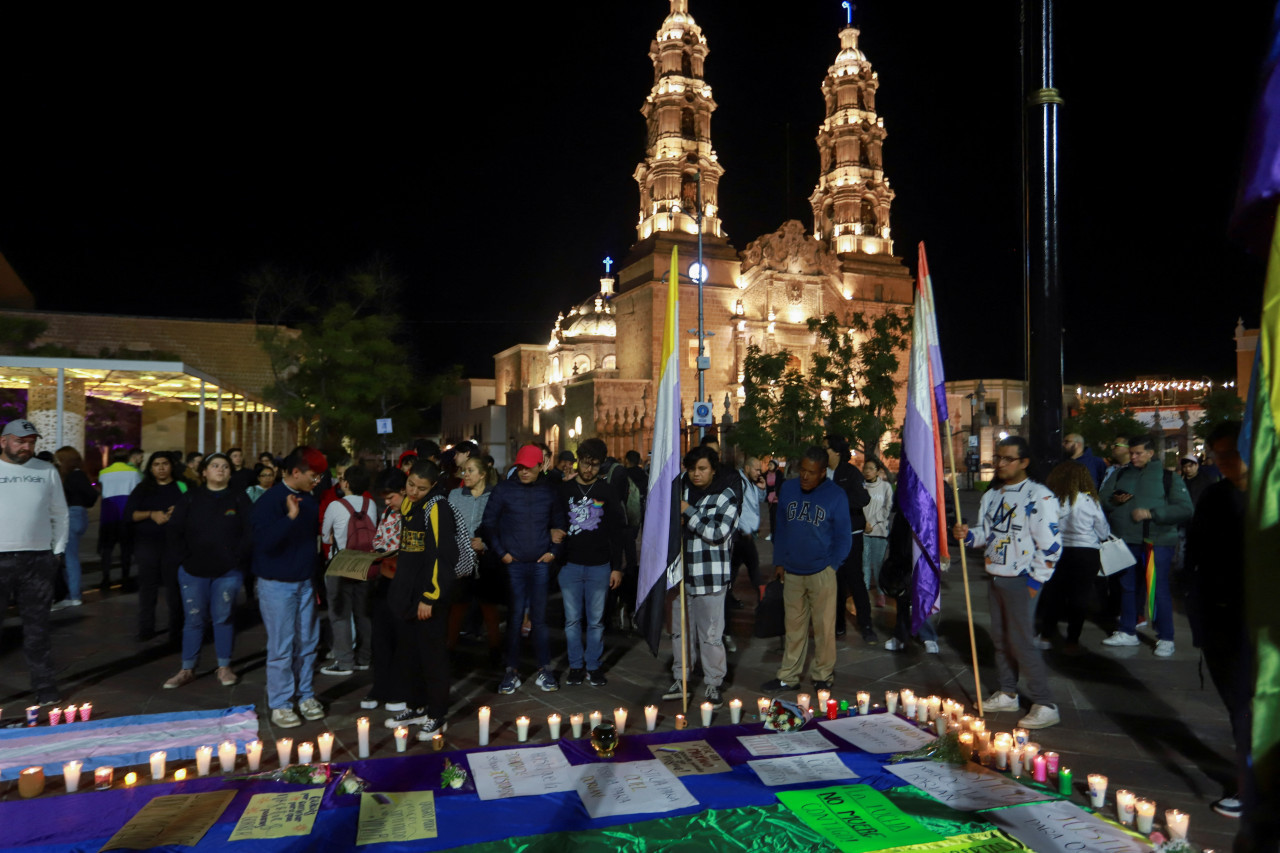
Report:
861,458,893,610
764,459,781,540
125,451,186,642
51,447,97,610
246,463,276,503
361,467,408,713
447,455,503,667
1041,461,1111,653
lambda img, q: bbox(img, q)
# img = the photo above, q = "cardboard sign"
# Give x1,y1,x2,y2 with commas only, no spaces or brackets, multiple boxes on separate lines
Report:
819,714,937,754
886,761,1055,812
647,740,731,776
356,791,438,845
984,800,1153,853
737,730,839,757
228,789,324,840
748,752,859,787
100,791,235,851
776,784,942,853
575,759,698,819
325,549,395,581
879,830,1031,853
467,745,578,800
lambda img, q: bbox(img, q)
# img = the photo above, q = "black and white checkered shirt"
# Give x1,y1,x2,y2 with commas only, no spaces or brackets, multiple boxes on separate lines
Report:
680,488,739,595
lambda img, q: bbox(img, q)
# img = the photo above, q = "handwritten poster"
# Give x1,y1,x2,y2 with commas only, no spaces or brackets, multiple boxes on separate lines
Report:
737,730,839,757
878,830,1031,853
647,740,731,776
228,789,324,841
984,800,1153,853
776,784,942,853
100,791,235,851
467,745,578,800
356,791,438,846
886,761,1054,812
819,714,937,754
749,752,859,787
575,759,699,819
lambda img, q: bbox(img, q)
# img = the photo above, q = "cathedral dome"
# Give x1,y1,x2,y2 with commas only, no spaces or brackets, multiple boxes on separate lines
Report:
560,294,616,339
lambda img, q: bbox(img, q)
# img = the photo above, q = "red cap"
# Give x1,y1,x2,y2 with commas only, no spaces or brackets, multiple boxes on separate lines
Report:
302,448,328,476
514,445,544,469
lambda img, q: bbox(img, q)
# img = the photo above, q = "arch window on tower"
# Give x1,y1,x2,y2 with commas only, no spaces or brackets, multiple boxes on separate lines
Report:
860,199,878,232
680,174,698,211
859,140,870,167
681,108,697,140
682,51,693,77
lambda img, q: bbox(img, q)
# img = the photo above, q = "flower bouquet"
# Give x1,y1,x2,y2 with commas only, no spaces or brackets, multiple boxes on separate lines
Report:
231,763,333,785
890,730,969,765
762,699,808,732
441,759,468,790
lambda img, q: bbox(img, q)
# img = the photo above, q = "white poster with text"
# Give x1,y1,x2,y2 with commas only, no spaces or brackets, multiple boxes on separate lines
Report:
574,759,699,819
467,746,578,801
886,761,1054,812
985,800,1153,853
737,730,839,757
819,714,937,754
747,752,859,787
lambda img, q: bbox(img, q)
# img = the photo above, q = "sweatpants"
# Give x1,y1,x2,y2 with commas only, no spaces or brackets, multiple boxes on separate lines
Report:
988,574,1054,706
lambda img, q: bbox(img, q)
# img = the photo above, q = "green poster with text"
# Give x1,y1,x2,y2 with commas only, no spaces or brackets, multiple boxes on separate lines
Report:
776,785,942,853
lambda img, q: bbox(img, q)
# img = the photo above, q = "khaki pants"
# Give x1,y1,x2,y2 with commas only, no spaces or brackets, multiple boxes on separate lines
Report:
777,567,837,684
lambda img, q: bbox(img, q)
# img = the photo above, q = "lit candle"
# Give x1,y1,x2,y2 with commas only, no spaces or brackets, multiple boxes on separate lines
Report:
277,737,293,766
218,741,237,773
1087,774,1108,808
590,710,603,729
700,701,713,726
317,732,334,762
1032,755,1047,783
959,731,974,759
246,740,263,771
477,706,491,747
927,696,942,719
18,766,44,798
195,745,212,776
1058,766,1073,796
79,703,92,722
1010,748,1024,778
173,768,187,782
757,697,770,718
675,714,687,730
796,693,811,713
1012,727,1028,747
971,718,985,734
960,714,974,731
1023,743,1040,774
1044,751,1060,775
1115,789,1135,825
1166,809,1189,841
645,705,659,731
357,717,370,758
729,699,743,724
49,707,62,726
150,751,167,781
393,728,408,753
432,733,444,751
516,716,530,742
1135,799,1156,834
935,717,948,737
994,734,1011,770
297,741,314,764
816,689,830,710
64,705,77,723
885,690,899,715
570,713,585,738
900,689,915,715
25,706,38,727
857,692,871,715
916,700,929,723
827,699,839,720
614,708,627,733
94,766,114,790
548,713,562,739
977,731,991,754
63,760,82,792
124,772,138,787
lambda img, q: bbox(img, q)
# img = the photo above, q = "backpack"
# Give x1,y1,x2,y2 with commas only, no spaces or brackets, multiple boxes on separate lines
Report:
605,462,643,528
339,497,377,552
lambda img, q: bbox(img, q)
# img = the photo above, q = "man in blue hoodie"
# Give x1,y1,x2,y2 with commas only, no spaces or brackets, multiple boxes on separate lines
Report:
762,446,852,692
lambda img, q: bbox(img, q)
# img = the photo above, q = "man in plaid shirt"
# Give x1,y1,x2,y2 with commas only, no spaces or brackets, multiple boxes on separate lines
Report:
662,445,739,709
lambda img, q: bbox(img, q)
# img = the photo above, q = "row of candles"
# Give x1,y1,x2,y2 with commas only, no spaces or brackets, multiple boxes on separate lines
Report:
8,703,94,727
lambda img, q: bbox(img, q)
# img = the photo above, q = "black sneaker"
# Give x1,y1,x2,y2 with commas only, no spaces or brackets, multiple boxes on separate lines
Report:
415,717,449,740
587,669,608,687
662,680,687,701
812,678,834,690
760,678,796,692
384,707,430,729
1212,797,1243,818
565,668,586,686
704,685,723,709
861,627,879,645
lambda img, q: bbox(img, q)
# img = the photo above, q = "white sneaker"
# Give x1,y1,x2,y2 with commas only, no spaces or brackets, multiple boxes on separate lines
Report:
883,637,904,651
298,697,325,720
385,702,407,713
1102,631,1140,647
271,707,302,728
1154,639,1175,657
1017,703,1061,729
924,640,939,654
983,691,1021,713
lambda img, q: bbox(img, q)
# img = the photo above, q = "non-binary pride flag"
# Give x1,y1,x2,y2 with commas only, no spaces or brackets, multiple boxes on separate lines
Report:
635,246,684,656
899,243,950,633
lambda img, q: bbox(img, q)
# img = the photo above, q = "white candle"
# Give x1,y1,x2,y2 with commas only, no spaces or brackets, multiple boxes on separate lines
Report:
1087,774,1108,809
977,731,991,754
149,751,166,781
393,727,408,753
1115,789,1135,825
816,689,830,710
885,691,899,715
916,699,929,723
645,705,658,731
516,716,530,742
757,697,770,718
701,701,713,726
904,694,918,718
857,692,870,715
297,741,314,764
277,737,293,766
1010,747,1024,778
971,718,986,734
195,745,212,776
1023,743,1040,774
994,734,1011,770
729,698,742,724
1135,799,1155,834
477,706,491,746
246,740,263,772
548,714,562,739
218,741,237,773
357,718,370,758
1012,727,1028,747
1166,809,1189,841
63,760,82,792
796,693,811,713
317,732,334,762
927,696,942,719
590,710,603,731
935,717,948,737
570,713,584,738
960,714,974,731
613,708,627,733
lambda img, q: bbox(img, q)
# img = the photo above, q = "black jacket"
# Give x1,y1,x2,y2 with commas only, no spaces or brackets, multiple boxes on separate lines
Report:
830,460,871,532
167,486,253,578
388,495,461,620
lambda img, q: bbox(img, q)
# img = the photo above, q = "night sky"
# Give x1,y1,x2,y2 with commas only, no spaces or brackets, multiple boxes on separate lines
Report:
1,3,1271,386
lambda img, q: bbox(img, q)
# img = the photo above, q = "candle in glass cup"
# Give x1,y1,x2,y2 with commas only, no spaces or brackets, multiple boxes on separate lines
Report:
246,740,263,771
900,690,914,715
1087,774,1108,808
757,697,770,718
927,696,942,719
25,706,39,727
1058,766,1073,796
49,707,62,726
1044,751,1060,775
590,710,603,730
516,716,530,742
700,701,713,726
432,733,444,751
970,718,986,734
1135,799,1156,834
675,714,687,730
174,768,187,782
357,718,370,758
796,693,811,713
916,700,929,723
570,713,585,738
960,714,974,732
816,689,830,710
124,772,138,787
857,692,871,715
548,714,562,739
195,745,213,776
614,708,628,733
218,741,237,773
994,734,1011,770
959,731,974,758
63,760,82,792
317,732,334,762
277,737,293,766
1032,755,1047,783
645,705,658,731
150,751,167,781
935,717,948,738
18,767,45,798
1010,747,1024,778
393,727,408,753
729,698,742,724
1012,727,1028,747
1115,789,1135,824
297,741,314,764
1166,809,1189,841
477,706,491,746
79,702,92,722
1023,743,1040,774
885,690,899,715
94,766,114,790
827,699,839,721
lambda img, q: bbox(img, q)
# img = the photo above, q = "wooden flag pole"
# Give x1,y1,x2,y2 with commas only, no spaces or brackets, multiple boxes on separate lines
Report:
943,418,985,717
678,551,689,715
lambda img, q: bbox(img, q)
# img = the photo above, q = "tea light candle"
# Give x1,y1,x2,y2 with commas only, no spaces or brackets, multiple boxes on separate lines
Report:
729,698,742,724
571,713,585,738
1044,751,1060,775
796,693,811,713
614,708,627,733
357,718,370,758
63,760,82,792
516,716,530,742
218,741,237,773
590,710,603,730
477,706,491,746
246,740,263,772
645,705,658,731
18,767,44,797
1115,789,1135,824
1013,727,1028,747
675,714,687,730
885,690,899,715
816,689,830,710
150,751,167,781
1058,766,1073,796
757,697,770,718
49,707,62,726
1032,754,1047,783
297,741,314,764
94,766,114,790
1010,747,1024,778
1166,809,1189,841
432,733,444,751
195,745,213,776
277,737,293,766
79,703,92,722
700,701,713,726
857,692,871,715
1023,743,1040,774
393,727,408,753
1135,799,1156,834
124,772,138,787
173,768,187,782
548,713,562,739
1087,774,1108,808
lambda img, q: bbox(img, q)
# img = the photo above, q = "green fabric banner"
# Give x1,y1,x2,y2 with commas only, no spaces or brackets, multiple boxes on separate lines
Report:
776,784,944,853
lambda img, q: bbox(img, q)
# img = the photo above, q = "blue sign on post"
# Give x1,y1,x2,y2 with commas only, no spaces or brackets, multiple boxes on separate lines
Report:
376,418,393,435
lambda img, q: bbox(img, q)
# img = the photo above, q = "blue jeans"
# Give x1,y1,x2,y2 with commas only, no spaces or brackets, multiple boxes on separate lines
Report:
64,506,88,601
1119,544,1174,640
559,562,610,670
179,568,242,670
863,535,888,589
506,562,549,670
257,578,319,709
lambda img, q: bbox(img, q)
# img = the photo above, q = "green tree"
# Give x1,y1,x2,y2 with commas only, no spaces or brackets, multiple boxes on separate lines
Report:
1065,398,1147,455
1193,387,1245,442
734,344,825,460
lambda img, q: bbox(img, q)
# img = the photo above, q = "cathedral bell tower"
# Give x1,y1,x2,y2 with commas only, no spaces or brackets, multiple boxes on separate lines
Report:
808,19,895,258
632,0,726,243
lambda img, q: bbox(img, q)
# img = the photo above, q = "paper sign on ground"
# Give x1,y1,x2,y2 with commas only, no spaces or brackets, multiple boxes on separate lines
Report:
228,789,325,841
100,791,235,851
647,740,731,776
575,759,698,819
876,829,1031,853
748,752,858,787
886,761,1055,812
776,784,942,853
467,745,578,800
356,791,438,845
985,800,1153,853
819,714,937,754
737,730,839,757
